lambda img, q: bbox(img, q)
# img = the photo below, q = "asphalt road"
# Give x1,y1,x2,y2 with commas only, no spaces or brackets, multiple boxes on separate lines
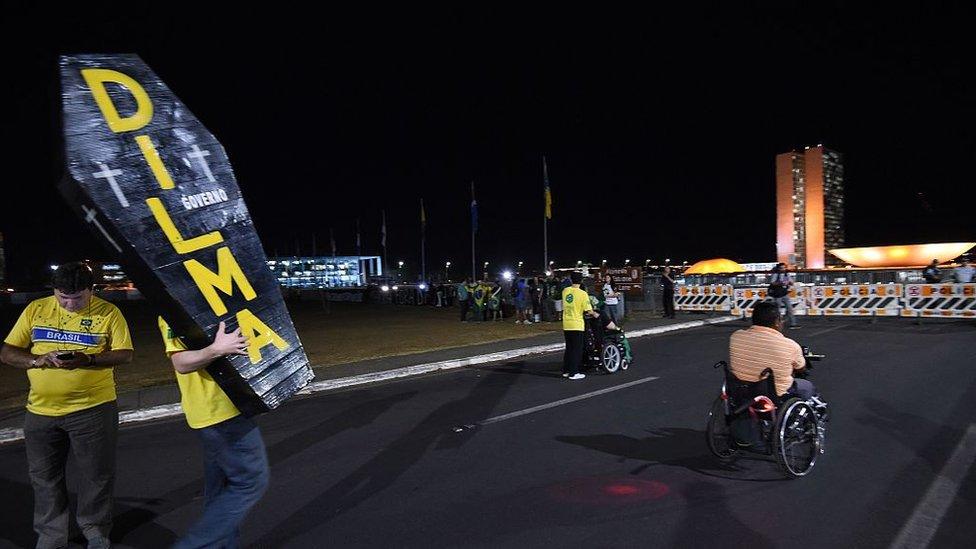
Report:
1,318,975,548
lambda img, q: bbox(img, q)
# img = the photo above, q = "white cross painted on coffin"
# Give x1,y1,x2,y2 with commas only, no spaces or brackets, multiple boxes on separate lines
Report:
186,145,217,182
82,205,122,252
92,163,129,207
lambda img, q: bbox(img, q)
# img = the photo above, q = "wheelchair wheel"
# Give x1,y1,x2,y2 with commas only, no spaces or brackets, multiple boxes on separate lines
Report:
705,396,736,459
773,398,820,477
601,343,622,373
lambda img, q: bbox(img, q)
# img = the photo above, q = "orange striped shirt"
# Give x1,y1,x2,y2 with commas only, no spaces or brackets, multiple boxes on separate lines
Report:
729,326,804,396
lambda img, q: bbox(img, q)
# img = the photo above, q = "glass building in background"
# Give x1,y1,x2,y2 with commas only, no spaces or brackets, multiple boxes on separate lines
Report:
776,145,845,268
267,256,382,288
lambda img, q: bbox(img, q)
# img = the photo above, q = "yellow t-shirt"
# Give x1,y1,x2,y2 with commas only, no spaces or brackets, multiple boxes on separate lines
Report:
3,295,132,416
562,286,593,331
157,317,240,429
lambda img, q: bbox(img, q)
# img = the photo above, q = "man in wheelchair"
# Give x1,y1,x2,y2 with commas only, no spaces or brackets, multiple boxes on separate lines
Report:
706,300,828,475
583,295,632,373
729,301,816,400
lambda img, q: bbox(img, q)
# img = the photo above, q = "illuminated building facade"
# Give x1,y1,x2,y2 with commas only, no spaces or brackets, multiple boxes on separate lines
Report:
776,145,845,268
267,256,382,288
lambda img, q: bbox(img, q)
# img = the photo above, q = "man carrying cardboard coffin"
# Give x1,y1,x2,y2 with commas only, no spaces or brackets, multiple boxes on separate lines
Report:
157,317,269,548
1,261,133,549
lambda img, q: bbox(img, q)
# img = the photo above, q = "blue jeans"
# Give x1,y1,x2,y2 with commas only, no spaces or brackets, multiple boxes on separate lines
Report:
774,295,797,327
174,415,269,549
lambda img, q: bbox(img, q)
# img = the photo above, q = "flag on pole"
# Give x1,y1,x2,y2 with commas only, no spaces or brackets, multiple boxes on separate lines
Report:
381,210,387,247
470,181,478,234
543,156,552,220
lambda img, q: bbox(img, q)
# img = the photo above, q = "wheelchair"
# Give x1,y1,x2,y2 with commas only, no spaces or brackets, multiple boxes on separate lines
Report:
705,349,829,478
583,315,632,374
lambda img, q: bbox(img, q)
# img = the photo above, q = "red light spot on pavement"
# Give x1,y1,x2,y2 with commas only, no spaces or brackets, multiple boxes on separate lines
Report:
548,477,670,504
606,484,640,496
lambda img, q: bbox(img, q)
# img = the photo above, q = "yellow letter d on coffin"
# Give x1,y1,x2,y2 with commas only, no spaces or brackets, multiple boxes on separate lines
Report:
81,68,154,133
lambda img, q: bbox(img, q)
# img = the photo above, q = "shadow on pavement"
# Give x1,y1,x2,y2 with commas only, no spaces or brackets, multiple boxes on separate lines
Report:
112,391,417,546
250,368,520,546
556,428,787,482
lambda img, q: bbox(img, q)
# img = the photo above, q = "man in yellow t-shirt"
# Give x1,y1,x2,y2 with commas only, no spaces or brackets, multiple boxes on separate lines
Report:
562,271,599,380
158,316,269,548
1,262,132,549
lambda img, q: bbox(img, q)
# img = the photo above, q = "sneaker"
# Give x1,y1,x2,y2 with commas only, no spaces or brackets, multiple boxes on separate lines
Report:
568,373,585,380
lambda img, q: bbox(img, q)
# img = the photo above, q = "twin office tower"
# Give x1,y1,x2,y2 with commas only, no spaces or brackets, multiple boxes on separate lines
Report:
775,145,845,269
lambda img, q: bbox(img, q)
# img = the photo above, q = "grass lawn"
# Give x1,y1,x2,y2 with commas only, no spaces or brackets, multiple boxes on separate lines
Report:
0,299,577,413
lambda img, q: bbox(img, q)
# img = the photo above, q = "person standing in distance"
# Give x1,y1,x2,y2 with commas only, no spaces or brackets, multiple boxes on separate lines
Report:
661,266,676,319
562,271,600,380
923,259,942,283
602,274,621,323
954,258,975,283
457,278,472,322
768,262,799,329
1,262,133,549
158,318,269,548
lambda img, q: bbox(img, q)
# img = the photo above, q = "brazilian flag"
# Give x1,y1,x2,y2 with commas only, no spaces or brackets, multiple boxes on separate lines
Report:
473,286,486,310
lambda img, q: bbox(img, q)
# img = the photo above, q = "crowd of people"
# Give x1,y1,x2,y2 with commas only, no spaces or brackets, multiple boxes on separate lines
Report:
441,272,627,324
923,257,974,283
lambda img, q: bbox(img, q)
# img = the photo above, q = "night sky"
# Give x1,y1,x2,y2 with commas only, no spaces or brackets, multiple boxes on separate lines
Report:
1,6,973,285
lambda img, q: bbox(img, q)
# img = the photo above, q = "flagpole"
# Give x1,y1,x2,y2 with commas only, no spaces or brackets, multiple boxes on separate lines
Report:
356,218,362,285
543,155,550,273
381,209,388,278
420,199,426,282
470,181,476,280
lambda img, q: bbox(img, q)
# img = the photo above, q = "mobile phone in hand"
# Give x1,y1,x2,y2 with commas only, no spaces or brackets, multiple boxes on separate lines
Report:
56,352,76,360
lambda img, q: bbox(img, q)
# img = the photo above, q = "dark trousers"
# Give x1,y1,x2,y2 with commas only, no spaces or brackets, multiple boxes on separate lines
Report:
24,401,118,549
788,378,816,399
663,289,675,318
460,298,471,321
174,415,269,549
563,330,584,375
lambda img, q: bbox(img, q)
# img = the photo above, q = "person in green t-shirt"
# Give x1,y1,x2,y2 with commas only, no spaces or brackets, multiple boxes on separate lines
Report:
457,279,472,321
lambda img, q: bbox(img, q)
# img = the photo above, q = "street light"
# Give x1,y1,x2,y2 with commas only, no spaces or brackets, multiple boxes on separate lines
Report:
625,259,631,265
602,259,607,265
398,261,404,268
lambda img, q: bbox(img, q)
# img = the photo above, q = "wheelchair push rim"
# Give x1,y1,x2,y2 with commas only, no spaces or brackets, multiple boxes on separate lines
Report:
774,399,821,477
706,396,736,459
601,343,622,373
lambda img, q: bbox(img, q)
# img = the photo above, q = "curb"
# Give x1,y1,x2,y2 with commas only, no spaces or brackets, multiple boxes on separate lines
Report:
0,316,738,445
